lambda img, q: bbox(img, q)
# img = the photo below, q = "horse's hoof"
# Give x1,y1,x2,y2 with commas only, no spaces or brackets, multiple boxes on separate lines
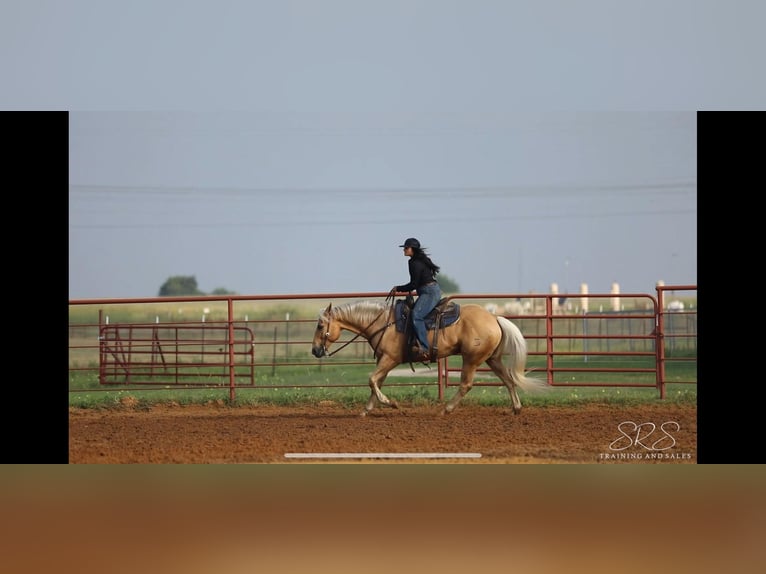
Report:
360,410,369,417
390,400,399,409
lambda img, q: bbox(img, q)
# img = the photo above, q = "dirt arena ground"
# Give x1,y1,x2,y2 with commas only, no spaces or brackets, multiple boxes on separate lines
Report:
69,400,697,463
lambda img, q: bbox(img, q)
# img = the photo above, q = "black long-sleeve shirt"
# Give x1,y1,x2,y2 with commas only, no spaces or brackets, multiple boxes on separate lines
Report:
396,257,437,292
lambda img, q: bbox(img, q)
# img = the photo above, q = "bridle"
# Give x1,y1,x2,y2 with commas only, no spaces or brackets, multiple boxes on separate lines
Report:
319,301,395,358
318,313,341,356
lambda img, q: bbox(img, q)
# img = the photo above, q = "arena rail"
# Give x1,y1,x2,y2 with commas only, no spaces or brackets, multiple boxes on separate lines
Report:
69,286,696,401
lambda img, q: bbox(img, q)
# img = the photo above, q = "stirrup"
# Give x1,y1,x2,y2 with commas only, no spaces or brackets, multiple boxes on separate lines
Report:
410,345,430,363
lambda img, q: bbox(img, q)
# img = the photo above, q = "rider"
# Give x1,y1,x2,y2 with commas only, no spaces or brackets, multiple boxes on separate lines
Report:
391,237,442,362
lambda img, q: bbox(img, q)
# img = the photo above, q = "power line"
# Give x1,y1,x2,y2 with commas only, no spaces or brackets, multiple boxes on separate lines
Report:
69,207,696,229
69,181,696,199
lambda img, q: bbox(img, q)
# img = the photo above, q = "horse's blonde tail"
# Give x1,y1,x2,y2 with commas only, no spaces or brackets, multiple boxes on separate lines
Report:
495,316,548,392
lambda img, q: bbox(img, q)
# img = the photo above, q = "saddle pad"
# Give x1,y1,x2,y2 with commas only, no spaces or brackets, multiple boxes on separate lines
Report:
394,299,461,333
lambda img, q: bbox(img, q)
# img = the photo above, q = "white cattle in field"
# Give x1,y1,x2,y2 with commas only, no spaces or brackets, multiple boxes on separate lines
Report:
484,303,498,314
503,300,526,316
667,300,684,312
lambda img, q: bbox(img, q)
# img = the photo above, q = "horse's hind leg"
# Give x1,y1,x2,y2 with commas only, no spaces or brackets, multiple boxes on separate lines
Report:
486,355,522,414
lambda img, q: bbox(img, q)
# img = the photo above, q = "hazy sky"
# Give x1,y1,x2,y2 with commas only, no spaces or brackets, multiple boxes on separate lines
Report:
8,1,762,299
67,111,695,297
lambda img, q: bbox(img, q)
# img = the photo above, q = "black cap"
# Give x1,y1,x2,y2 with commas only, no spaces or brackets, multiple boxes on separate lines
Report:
399,238,420,249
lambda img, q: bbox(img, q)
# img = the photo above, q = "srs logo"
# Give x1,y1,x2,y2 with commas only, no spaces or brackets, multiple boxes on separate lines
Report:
608,421,679,451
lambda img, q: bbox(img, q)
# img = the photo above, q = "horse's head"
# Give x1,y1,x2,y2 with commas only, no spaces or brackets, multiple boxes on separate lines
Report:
311,303,341,358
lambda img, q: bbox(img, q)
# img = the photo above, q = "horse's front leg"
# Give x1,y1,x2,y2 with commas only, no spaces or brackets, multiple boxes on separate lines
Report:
442,363,479,415
361,356,399,416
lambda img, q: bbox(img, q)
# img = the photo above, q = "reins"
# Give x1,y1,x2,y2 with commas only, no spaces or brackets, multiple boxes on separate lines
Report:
323,298,396,358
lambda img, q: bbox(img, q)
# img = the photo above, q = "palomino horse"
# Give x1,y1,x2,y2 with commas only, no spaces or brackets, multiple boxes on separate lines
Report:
311,299,547,416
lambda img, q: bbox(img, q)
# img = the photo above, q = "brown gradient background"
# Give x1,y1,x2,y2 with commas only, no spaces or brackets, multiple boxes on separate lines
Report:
2,466,764,574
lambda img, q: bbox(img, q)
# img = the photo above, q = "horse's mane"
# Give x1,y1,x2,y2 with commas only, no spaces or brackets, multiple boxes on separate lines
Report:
326,300,388,325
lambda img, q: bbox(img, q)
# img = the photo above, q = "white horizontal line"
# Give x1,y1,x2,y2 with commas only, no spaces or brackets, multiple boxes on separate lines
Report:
284,452,481,459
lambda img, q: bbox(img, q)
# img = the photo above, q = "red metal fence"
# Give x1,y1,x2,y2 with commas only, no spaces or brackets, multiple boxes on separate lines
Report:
69,286,696,401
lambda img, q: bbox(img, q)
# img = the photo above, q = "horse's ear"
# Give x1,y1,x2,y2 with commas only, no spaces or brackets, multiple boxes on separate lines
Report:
325,303,332,314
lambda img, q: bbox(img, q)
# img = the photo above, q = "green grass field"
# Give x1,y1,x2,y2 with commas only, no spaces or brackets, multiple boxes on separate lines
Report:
68,359,697,410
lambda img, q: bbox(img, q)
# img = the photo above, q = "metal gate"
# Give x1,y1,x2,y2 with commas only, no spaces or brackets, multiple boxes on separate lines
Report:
99,321,255,388
69,286,697,401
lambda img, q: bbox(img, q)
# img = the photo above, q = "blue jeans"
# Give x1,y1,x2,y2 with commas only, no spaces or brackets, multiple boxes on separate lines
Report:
412,283,442,351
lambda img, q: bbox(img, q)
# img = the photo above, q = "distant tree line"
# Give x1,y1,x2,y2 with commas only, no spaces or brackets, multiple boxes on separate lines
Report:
159,273,460,296
158,275,236,296
437,273,459,294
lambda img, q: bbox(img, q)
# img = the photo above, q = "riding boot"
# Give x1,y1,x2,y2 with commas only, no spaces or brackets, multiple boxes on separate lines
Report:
410,343,430,363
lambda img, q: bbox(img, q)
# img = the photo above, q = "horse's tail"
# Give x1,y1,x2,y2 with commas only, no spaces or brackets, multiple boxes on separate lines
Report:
495,316,548,392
